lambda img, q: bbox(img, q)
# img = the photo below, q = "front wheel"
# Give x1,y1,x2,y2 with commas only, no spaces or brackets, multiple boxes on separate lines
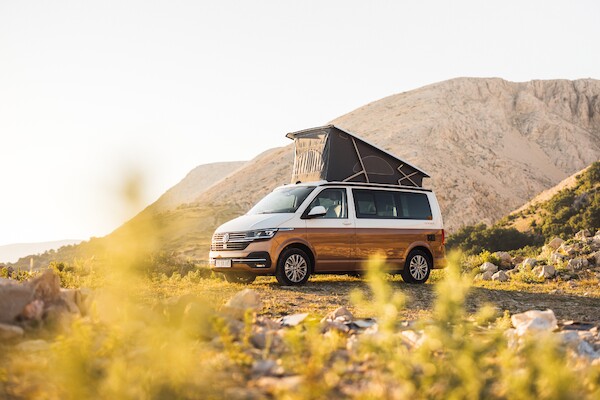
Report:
223,271,256,284
401,250,431,284
276,248,311,285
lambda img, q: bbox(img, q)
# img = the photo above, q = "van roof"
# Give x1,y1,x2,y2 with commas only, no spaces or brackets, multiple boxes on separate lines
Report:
281,180,433,193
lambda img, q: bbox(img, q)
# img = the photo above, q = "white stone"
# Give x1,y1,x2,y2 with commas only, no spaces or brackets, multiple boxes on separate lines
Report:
538,265,556,279
223,289,262,320
480,262,498,274
511,309,558,336
280,313,309,327
547,237,564,250
492,270,508,282
520,258,537,271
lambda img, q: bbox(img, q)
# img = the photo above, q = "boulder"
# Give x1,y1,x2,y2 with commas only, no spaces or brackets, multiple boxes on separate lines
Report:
511,309,557,336
322,307,353,323
492,270,508,282
590,251,600,266
223,289,262,320
481,271,494,281
575,229,592,239
547,237,564,250
567,258,589,270
0,283,34,323
480,262,498,274
0,322,24,340
538,265,556,279
519,258,537,271
494,252,513,268
28,269,61,303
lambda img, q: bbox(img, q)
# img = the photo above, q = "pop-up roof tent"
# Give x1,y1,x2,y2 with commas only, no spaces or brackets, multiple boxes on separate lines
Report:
286,125,429,187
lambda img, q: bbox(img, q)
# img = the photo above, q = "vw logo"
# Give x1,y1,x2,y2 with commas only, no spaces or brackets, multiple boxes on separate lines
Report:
222,233,230,243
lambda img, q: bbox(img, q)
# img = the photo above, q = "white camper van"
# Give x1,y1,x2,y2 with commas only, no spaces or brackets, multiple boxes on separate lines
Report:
209,125,446,285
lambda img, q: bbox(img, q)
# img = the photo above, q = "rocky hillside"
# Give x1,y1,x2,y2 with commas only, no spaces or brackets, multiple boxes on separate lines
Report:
12,78,600,265
195,78,600,232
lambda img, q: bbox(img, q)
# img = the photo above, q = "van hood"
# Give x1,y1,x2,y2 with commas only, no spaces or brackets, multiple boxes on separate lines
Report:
215,213,295,233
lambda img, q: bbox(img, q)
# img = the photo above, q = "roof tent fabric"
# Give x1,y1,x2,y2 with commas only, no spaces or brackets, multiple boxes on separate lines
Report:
286,125,429,187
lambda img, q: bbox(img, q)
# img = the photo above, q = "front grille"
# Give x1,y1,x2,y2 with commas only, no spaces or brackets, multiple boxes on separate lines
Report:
211,231,251,251
210,242,250,251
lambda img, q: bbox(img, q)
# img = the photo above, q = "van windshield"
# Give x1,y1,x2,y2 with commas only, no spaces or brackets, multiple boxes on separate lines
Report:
247,186,316,215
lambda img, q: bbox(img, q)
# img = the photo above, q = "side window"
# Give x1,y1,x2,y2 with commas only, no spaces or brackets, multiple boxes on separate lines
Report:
307,188,348,219
396,192,432,220
353,189,432,220
354,191,376,216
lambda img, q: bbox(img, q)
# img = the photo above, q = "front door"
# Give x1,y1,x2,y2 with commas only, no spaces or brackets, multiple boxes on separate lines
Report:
304,188,355,272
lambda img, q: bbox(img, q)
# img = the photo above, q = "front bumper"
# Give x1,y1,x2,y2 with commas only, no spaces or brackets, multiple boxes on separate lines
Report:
209,237,276,274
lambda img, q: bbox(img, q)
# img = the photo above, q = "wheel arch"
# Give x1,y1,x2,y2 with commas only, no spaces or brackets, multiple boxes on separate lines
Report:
406,244,433,266
279,243,316,273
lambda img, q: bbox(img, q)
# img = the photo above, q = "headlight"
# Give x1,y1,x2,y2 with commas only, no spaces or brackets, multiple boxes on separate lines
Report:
245,229,278,240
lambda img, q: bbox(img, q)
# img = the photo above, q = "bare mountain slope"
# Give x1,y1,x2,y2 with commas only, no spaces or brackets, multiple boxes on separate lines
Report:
196,78,600,233
150,161,247,212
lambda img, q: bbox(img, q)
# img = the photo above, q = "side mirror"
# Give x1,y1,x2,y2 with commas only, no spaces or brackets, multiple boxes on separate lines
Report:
306,205,327,218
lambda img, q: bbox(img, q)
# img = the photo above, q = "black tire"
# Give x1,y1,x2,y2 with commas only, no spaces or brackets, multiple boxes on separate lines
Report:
275,248,311,285
401,250,431,284
223,271,256,284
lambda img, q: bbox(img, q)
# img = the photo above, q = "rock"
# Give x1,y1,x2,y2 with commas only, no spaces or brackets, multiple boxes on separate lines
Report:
21,299,44,321
322,307,354,323
538,265,556,279
532,266,543,275
400,330,426,348
568,258,589,270
492,270,508,282
520,258,537,271
511,309,558,336
550,252,566,265
60,288,84,314
494,251,513,268
575,229,592,239
0,322,24,340
505,269,517,277
559,244,577,257
280,313,309,327
28,269,61,303
481,271,494,281
480,262,498,274
251,359,278,376
250,332,268,349
223,289,262,320
590,251,600,266
0,277,17,286
15,339,49,352
256,376,303,394
547,237,564,250
0,283,34,323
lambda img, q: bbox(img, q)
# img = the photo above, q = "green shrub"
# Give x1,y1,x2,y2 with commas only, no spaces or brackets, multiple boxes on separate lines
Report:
447,223,541,255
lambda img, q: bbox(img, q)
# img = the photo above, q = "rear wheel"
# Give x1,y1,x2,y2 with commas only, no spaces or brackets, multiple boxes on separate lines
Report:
401,250,431,284
276,248,311,285
223,271,256,284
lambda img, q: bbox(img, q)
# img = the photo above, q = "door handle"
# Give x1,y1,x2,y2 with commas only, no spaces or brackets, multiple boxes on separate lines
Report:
342,222,353,226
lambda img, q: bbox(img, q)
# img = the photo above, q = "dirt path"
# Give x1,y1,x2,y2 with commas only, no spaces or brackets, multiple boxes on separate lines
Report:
237,276,600,323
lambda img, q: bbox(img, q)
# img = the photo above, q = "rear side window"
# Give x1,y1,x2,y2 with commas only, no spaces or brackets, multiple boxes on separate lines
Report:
352,189,432,220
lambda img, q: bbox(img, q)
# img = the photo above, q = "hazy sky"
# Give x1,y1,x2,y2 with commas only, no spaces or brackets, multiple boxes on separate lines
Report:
1,0,598,245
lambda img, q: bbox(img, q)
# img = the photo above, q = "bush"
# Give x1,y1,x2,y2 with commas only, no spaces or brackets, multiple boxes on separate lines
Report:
447,223,541,255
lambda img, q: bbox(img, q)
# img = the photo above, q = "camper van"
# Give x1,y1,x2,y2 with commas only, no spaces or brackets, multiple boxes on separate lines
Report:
209,125,446,285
